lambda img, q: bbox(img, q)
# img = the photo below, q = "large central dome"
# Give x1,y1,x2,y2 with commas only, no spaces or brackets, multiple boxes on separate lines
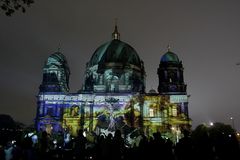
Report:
89,39,141,68
83,25,145,93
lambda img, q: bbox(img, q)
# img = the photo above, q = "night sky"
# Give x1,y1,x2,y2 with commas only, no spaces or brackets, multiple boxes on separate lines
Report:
0,0,240,131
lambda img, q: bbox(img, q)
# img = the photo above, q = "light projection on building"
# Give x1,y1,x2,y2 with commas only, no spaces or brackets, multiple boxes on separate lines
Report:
35,25,190,142
62,105,81,136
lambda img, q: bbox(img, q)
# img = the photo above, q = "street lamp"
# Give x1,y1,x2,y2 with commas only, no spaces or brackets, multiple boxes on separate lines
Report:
209,122,214,126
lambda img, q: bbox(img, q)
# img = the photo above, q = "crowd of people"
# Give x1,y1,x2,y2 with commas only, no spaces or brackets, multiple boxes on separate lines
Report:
0,129,239,160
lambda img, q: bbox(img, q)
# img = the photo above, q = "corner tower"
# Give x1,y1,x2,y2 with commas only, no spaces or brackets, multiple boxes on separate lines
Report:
157,46,186,94
36,51,70,133
39,52,70,93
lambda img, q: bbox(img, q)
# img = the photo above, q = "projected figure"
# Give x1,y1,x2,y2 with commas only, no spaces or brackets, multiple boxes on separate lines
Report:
96,97,121,132
106,97,119,131
70,105,80,117
107,103,116,131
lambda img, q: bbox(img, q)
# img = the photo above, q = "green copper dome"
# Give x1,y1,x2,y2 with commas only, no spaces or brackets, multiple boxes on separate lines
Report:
45,52,70,74
89,39,141,68
161,51,179,63
47,52,68,65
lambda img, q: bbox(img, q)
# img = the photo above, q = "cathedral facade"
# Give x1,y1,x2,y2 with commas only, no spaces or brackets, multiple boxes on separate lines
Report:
35,26,190,141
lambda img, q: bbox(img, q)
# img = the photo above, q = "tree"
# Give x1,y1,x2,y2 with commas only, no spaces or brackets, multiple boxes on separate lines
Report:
191,123,240,160
0,114,25,145
0,0,34,16
208,122,240,160
0,114,16,128
208,122,235,136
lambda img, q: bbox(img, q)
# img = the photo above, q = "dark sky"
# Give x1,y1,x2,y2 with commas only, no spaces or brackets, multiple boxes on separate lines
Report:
0,0,240,131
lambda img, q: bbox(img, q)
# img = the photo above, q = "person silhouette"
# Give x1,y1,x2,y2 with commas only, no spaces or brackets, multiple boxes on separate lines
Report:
112,130,125,160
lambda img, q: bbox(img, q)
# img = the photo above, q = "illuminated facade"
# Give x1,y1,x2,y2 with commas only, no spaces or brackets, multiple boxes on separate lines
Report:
35,26,190,141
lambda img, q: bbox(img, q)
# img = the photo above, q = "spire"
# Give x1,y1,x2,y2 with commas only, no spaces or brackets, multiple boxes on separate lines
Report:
57,43,61,52
112,18,120,40
167,44,171,52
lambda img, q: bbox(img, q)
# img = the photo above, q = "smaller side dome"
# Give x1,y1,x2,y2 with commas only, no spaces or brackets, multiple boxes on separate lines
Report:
46,52,68,67
161,51,179,63
45,52,70,75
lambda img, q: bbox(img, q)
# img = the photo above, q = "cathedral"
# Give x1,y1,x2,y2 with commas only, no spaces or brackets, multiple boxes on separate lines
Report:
35,25,190,142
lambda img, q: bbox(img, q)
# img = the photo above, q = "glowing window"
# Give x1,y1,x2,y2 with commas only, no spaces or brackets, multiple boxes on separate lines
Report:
39,106,43,115
169,107,172,116
172,106,177,117
47,107,54,116
164,110,168,118
149,108,154,117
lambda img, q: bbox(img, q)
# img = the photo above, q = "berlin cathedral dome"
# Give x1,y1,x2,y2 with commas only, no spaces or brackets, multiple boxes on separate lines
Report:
89,39,142,68
83,25,145,93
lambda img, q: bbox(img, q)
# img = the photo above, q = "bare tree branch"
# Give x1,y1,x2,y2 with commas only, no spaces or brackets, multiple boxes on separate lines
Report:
0,0,34,16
